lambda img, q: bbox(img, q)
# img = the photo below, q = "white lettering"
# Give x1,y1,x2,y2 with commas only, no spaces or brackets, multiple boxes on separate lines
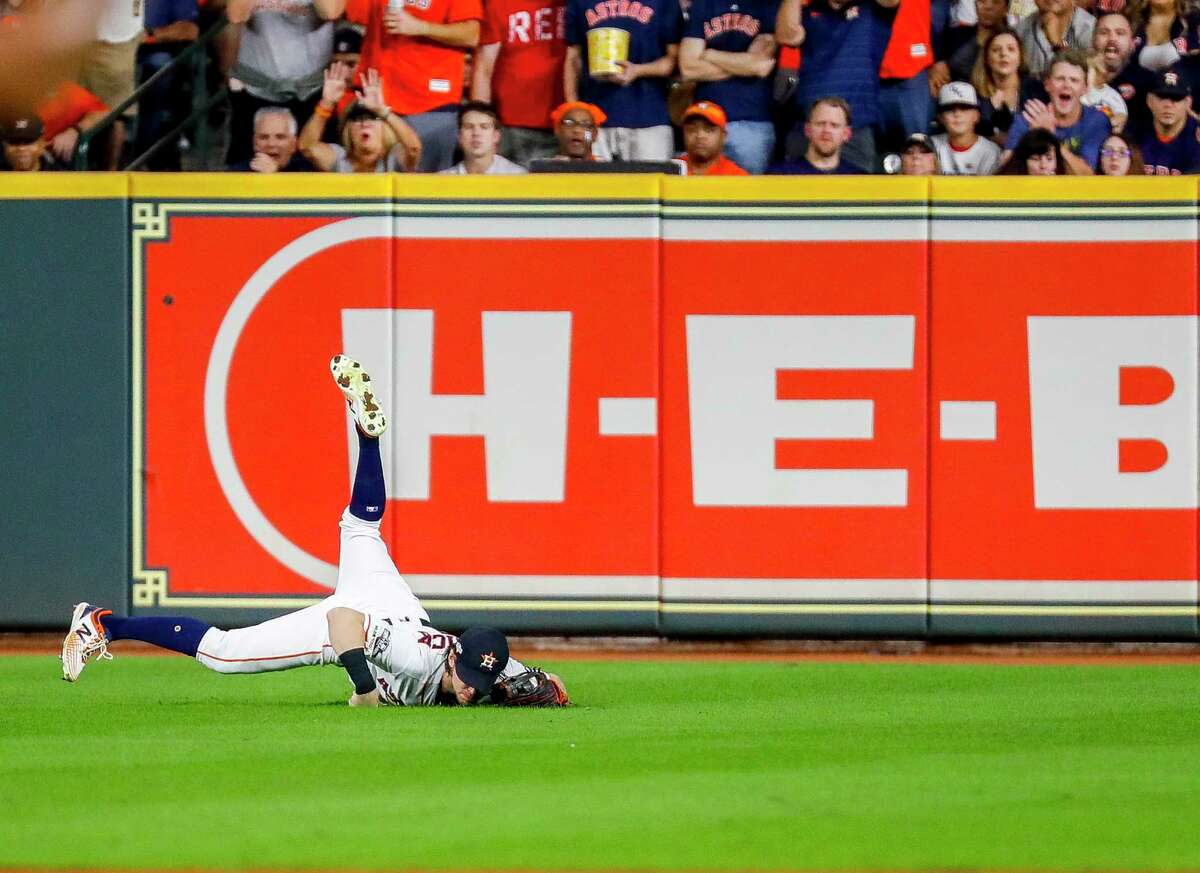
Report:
686,315,915,507
1027,315,1198,508
342,309,572,502
508,10,531,42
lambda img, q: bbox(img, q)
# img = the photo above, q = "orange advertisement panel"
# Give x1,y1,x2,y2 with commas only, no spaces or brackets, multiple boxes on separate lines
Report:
136,190,661,615
928,180,1199,635
658,181,930,632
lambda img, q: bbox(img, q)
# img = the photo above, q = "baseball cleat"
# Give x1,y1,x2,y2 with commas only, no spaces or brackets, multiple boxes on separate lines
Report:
330,354,387,438
61,602,113,683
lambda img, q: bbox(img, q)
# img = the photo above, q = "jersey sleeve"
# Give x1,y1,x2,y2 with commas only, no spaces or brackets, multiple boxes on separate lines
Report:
1004,112,1030,151
565,0,584,47
344,0,373,26
447,0,484,25
480,0,501,44
1078,110,1111,167
662,0,685,45
500,654,530,679
364,618,426,678
682,0,707,40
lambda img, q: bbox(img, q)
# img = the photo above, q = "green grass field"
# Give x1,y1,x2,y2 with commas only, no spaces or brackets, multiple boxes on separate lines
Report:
1,654,1198,872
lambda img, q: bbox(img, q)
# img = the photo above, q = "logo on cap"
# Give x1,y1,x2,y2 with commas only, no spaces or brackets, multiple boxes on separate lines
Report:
1165,71,1179,87
480,651,497,669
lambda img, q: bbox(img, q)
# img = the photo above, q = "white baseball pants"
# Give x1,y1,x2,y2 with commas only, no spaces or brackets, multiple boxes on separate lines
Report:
194,509,429,674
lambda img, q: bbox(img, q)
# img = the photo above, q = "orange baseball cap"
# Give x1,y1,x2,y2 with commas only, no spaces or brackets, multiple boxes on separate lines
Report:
681,101,727,130
551,101,608,129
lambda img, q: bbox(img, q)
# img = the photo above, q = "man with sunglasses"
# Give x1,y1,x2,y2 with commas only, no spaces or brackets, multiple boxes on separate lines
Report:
1139,68,1200,175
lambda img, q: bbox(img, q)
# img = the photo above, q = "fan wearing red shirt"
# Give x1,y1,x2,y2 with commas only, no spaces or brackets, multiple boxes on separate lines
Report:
346,0,483,170
38,80,110,167
471,0,566,165
678,100,748,174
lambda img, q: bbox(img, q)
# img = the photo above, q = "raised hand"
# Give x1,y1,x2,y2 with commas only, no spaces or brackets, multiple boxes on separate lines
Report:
354,68,389,117
1021,98,1057,132
322,61,350,104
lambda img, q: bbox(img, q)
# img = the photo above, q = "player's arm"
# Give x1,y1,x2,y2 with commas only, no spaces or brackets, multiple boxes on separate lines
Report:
327,607,379,707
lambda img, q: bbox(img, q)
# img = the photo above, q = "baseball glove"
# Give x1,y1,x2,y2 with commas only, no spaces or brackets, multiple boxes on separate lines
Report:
491,668,570,707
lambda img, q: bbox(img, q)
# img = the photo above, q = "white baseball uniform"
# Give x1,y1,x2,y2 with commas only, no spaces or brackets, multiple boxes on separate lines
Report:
192,508,526,705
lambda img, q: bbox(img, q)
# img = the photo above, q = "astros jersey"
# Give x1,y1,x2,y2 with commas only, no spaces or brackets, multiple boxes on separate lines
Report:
684,0,776,123
363,620,528,706
1140,117,1200,176
481,0,567,129
347,0,483,115
565,0,684,128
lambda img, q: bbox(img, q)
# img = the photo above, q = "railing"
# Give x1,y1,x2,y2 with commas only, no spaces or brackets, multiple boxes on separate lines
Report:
75,18,228,170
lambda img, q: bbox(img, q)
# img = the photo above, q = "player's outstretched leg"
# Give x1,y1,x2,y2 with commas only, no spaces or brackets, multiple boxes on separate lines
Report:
331,354,387,523
60,602,212,682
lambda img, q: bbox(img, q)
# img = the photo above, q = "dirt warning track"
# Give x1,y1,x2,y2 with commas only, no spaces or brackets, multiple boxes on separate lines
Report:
5,633,1200,665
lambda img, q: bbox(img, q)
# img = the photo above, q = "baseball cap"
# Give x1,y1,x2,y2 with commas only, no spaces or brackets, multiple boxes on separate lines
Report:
551,101,607,129
938,81,979,109
903,132,936,154
454,627,509,695
682,100,727,130
343,102,379,123
333,26,363,55
1151,68,1190,99
0,114,43,144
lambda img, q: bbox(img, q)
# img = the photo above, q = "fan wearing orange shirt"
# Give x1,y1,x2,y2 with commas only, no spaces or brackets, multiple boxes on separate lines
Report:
346,0,482,171
678,100,747,175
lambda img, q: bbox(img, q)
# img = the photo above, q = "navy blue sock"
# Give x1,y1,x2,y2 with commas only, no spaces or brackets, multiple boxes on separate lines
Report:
349,430,385,522
102,615,212,657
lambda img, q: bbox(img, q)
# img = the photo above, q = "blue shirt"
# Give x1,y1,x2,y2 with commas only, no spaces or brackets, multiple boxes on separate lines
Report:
1140,117,1200,175
684,0,777,123
145,0,198,31
767,155,864,174
795,0,896,129
1005,105,1111,168
566,0,684,128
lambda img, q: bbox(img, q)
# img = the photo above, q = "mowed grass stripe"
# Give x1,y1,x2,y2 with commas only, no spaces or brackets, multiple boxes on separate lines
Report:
1,657,1197,872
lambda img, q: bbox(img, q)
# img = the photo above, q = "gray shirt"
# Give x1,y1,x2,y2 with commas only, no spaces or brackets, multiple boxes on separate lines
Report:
438,155,529,175
1014,7,1095,77
931,133,1002,176
327,143,408,173
233,0,332,102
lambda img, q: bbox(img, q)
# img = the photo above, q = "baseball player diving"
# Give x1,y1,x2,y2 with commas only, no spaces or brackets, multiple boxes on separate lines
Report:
60,355,570,708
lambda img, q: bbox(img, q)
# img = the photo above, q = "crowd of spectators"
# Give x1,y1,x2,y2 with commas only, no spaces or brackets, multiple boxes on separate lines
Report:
3,0,1200,175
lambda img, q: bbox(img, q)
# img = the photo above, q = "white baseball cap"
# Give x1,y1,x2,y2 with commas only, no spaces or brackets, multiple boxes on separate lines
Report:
938,81,979,109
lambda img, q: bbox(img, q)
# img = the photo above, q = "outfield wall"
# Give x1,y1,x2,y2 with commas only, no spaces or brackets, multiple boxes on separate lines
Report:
1,174,1197,639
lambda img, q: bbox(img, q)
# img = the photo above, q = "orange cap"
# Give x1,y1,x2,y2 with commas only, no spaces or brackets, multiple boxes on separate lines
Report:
681,101,728,130
550,101,608,129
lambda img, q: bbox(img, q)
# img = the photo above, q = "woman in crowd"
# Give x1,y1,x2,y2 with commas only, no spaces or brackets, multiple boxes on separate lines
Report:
972,30,1041,145
299,65,421,173
999,128,1069,174
1096,130,1147,174
931,0,1011,93
1127,0,1200,72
